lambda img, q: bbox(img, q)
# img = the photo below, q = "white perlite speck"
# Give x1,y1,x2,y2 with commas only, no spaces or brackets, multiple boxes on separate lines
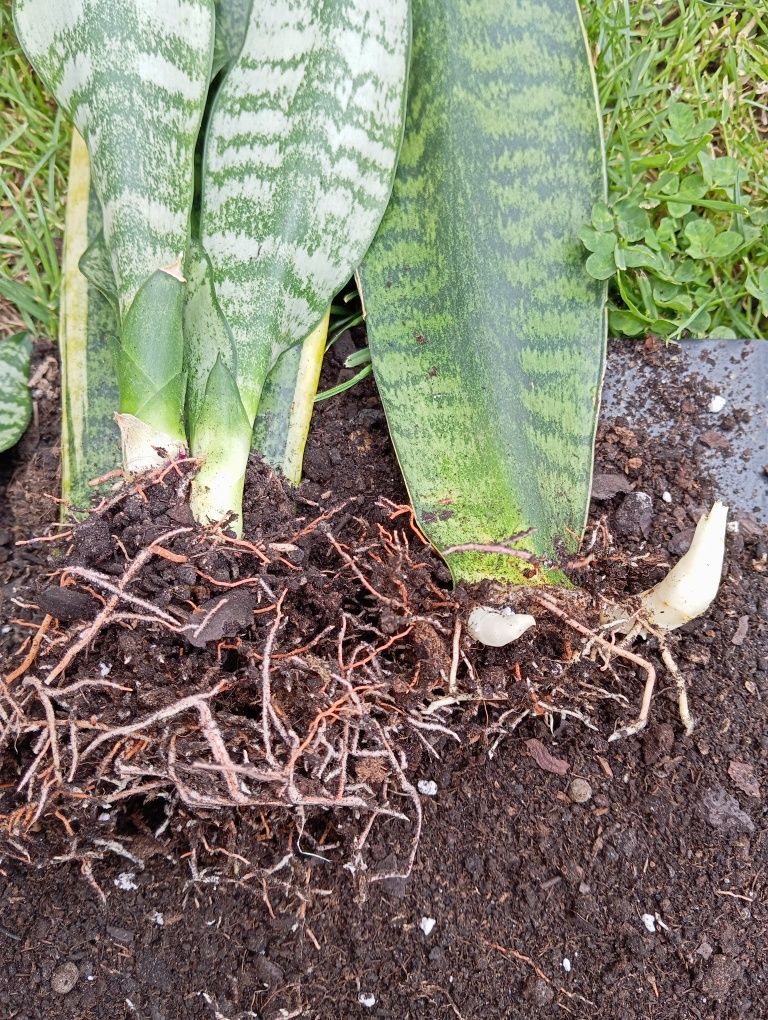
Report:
420,917,436,936
358,992,376,1008
114,872,138,891
642,913,656,933
562,957,572,973
417,780,438,796
708,394,726,413
152,911,164,926
662,491,672,504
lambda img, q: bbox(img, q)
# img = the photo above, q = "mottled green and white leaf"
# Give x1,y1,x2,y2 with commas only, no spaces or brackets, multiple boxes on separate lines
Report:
214,0,251,66
14,0,214,313
200,0,410,422
183,242,237,447
0,332,33,453
190,0,410,528
14,0,215,464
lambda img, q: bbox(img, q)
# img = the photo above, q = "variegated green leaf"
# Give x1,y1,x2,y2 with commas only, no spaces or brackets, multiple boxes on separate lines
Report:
14,0,214,314
190,0,410,527
252,309,329,484
358,0,606,585
0,332,33,454
201,2,409,419
214,0,251,65
183,242,237,448
14,0,215,462
59,131,120,509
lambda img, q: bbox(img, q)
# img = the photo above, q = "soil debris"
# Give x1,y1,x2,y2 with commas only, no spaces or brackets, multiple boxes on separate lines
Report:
526,737,570,776
0,339,766,1018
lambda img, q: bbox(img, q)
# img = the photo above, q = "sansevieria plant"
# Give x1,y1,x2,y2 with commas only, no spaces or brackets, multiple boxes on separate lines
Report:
19,0,607,588
14,0,410,533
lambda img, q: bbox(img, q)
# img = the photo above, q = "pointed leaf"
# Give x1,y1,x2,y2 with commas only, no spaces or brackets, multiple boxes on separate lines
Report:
252,310,329,484
59,132,121,509
0,332,33,453
119,268,187,438
78,231,119,315
199,0,410,422
13,0,215,315
188,355,253,533
358,0,606,584
183,242,238,446
214,0,251,65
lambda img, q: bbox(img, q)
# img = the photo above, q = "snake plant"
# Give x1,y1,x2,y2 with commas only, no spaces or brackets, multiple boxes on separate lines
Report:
15,0,410,535
23,0,606,589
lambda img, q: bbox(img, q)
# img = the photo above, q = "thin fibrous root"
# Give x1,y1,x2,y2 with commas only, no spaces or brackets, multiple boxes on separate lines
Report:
46,527,192,682
535,594,657,741
659,640,694,736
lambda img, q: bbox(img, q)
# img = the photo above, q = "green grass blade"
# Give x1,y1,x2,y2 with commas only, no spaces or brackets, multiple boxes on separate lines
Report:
358,0,607,586
0,6,69,340
0,330,32,452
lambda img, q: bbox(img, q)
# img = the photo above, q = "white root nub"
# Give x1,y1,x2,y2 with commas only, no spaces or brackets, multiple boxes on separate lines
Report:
467,606,535,647
639,500,728,631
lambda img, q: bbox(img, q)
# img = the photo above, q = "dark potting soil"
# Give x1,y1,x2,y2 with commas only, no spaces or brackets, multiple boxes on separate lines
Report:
0,338,766,1020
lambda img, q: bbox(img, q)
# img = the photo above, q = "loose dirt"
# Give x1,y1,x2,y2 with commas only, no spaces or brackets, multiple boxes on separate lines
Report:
0,338,765,1019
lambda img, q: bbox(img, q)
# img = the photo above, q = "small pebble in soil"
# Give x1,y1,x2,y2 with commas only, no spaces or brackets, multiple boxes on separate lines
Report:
568,778,592,804
51,962,79,995
420,917,436,936
613,491,653,539
523,976,554,1006
642,914,656,933
358,992,376,1008
708,394,726,413
417,780,437,796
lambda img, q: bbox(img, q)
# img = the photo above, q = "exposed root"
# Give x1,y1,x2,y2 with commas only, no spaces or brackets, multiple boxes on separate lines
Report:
659,640,693,736
3,460,705,885
0,467,470,883
535,594,657,740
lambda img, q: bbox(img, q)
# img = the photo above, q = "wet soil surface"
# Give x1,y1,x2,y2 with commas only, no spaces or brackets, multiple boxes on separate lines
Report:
0,339,766,1019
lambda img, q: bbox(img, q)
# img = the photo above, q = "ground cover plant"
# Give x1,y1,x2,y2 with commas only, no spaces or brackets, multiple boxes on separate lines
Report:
584,0,768,339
